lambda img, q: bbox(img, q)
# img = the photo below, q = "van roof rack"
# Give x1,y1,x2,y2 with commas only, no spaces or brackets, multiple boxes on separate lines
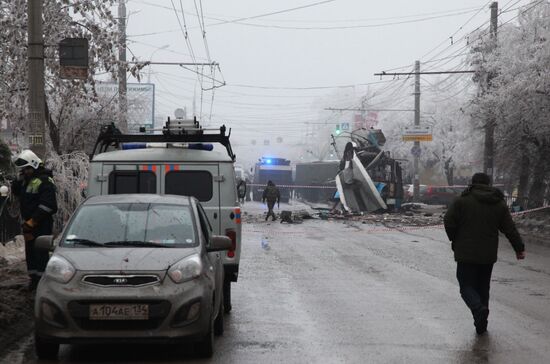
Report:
91,117,236,161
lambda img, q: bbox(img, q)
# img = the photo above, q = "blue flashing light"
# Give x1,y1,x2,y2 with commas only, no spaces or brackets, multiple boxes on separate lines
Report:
188,143,214,151
265,158,273,164
122,143,147,150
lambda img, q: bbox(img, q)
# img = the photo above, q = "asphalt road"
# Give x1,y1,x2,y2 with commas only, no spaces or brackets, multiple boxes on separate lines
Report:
5,202,550,364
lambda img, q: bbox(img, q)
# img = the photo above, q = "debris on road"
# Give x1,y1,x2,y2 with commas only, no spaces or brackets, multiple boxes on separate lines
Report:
244,201,444,228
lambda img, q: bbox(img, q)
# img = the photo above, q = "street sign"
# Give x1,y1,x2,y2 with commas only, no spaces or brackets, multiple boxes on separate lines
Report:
411,145,421,157
341,122,350,131
402,125,433,142
59,38,88,80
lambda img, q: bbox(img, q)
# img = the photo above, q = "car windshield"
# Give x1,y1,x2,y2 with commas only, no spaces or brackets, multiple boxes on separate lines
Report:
62,203,196,248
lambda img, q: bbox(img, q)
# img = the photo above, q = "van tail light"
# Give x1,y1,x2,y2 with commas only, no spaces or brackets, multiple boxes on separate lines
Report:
225,229,237,258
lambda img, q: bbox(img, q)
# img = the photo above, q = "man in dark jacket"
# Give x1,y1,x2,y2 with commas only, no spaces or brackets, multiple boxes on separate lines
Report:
444,172,525,335
237,178,247,205
11,150,58,289
262,180,280,221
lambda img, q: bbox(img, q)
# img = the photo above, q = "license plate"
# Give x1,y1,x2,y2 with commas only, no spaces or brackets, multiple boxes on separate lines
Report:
89,304,149,320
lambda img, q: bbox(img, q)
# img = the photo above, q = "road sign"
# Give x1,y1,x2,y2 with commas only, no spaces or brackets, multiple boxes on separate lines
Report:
341,122,350,131
402,125,432,142
59,38,88,80
411,145,421,157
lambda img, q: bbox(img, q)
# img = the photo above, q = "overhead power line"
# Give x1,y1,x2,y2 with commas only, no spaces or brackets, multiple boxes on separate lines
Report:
227,79,402,91
209,8,483,30
374,70,475,76
239,5,482,24
205,0,337,27
128,2,485,35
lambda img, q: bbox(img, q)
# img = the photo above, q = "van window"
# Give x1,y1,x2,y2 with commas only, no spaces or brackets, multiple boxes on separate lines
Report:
165,171,213,201
108,171,156,194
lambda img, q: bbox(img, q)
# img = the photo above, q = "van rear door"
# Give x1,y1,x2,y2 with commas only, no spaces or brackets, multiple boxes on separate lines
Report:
162,164,221,234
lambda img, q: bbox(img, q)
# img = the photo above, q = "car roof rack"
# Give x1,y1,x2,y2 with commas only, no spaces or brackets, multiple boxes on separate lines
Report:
91,117,236,161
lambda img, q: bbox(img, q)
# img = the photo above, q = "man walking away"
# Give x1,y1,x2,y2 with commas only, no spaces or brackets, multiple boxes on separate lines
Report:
262,180,280,221
237,178,247,205
444,172,525,335
11,150,58,289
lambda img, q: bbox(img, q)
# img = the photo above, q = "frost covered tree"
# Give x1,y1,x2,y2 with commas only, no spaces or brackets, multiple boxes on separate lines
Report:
468,0,550,207
1,0,123,225
0,0,121,155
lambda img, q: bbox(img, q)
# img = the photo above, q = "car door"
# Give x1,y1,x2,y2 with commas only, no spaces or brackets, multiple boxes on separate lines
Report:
197,203,223,309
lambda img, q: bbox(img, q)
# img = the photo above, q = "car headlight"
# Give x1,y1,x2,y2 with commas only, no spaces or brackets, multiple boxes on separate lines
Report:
45,255,76,283
168,254,202,283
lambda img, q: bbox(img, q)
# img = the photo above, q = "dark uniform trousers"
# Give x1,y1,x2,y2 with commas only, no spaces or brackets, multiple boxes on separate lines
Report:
266,201,276,220
456,262,494,314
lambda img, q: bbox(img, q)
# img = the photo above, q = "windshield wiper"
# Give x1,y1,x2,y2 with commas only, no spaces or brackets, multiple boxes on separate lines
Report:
65,238,106,247
103,240,168,248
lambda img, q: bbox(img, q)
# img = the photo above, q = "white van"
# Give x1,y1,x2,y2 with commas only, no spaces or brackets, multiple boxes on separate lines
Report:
86,120,242,312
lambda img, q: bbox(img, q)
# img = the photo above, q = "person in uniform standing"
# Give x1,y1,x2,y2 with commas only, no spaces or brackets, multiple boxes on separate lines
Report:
11,150,58,289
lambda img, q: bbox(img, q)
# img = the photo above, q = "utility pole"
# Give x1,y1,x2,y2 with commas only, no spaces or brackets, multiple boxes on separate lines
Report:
484,2,498,180
118,0,128,132
375,61,478,197
27,0,46,158
413,60,421,202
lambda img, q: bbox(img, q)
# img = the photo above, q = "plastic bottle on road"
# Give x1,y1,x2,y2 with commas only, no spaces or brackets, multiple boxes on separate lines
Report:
261,237,270,250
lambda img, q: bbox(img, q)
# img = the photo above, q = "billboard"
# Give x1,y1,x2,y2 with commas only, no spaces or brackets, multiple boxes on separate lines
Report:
96,82,155,131
353,112,379,130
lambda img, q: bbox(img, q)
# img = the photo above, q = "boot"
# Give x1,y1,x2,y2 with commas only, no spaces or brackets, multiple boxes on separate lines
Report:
474,306,489,335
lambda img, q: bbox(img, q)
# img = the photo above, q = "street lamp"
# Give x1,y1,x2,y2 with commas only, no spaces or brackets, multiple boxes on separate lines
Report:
147,44,169,83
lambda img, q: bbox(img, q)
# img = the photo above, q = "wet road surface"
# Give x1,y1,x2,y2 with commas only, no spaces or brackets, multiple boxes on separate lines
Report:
5,202,550,363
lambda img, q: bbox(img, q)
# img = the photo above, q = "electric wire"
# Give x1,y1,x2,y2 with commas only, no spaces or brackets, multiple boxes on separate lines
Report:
209,8,483,31
194,0,212,62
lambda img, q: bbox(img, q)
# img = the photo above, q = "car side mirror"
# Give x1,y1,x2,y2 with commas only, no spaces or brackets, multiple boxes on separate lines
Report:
35,235,54,251
207,235,232,252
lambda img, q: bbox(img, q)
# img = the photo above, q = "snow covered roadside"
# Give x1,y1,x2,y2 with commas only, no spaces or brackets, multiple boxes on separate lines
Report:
514,207,550,247
0,236,34,359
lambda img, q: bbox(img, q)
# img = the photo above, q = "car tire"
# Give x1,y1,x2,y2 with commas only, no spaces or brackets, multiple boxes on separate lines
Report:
223,279,232,314
214,293,224,336
35,334,59,360
196,313,214,358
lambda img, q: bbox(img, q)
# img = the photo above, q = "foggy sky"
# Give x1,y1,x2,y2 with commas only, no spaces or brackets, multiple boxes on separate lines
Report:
123,0,526,165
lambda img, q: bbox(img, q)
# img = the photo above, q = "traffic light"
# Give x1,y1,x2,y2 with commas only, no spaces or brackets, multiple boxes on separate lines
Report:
335,124,341,135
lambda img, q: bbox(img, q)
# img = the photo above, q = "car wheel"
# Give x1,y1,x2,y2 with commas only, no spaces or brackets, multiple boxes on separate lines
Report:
196,313,214,358
214,292,224,336
223,279,232,314
35,333,59,360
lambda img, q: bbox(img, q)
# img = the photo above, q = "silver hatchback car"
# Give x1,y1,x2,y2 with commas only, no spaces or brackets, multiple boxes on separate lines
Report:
33,194,232,359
